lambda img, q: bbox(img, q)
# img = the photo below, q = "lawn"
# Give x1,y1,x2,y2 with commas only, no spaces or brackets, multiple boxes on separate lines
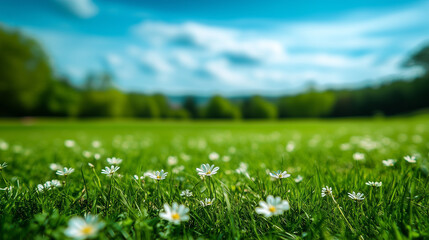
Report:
0,117,428,239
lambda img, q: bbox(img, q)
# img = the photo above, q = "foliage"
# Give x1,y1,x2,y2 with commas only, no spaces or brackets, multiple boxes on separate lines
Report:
278,90,336,118
242,96,278,119
204,95,241,119
0,27,52,116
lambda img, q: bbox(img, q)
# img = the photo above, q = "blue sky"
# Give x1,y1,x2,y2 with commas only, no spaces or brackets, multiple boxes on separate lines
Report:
0,0,428,95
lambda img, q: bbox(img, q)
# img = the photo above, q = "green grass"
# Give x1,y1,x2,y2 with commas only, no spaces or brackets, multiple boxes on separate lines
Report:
0,118,428,239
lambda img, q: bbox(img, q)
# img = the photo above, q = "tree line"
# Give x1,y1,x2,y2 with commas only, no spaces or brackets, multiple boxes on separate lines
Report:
1,27,429,119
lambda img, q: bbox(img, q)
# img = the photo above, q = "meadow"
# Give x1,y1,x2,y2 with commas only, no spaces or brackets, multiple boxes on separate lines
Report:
0,117,428,239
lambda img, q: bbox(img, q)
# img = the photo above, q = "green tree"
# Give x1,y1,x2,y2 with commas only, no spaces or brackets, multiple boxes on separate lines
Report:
242,96,277,119
79,89,127,118
278,90,335,118
0,27,53,116
128,94,160,118
153,93,171,118
183,96,198,118
403,44,429,71
40,78,81,117
204,95,240,119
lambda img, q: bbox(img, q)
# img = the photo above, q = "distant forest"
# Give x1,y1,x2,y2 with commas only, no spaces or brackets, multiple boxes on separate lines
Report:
1,26,429,119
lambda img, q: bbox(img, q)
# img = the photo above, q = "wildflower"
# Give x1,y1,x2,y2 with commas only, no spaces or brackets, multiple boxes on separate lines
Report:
92,140,101,148
0,162,7,171
365,181,382,187
49,179,62,188
321,186,333,197
196,163,219,177
348,191,365,201
82,151,92,159
107,157,122,165
286,142,295,152
36,184,45,192
353,152,365,161
147,170,168,181
167,156,178,166
208,152,219,161
65,214,104,239
172,165,185,174
180,153,191,161
159,203,190,225
269,170,291,179
235,162,248,174
64,140,75,148
101,165,120,177
88,163,94,168
180,189,193,197
49,163,62,171
133,175,144,183
56,167,75,176
404,155,416,163
382,159,396,167
200,198,215,207
222,155,231,162
255,195,290,218
294,175,303,183
36,180,61,192
94,153,101,160
0,141,9,150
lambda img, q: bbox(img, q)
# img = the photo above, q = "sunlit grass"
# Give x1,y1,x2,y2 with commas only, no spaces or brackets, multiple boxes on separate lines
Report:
0,118,428,239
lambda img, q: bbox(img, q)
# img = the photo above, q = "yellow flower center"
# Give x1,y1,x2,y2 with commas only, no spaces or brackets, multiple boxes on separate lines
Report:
269,206,276,213
157,176,161,179
81,226,94,235
278,174,282,178
207,170,211,174
172,213,180,220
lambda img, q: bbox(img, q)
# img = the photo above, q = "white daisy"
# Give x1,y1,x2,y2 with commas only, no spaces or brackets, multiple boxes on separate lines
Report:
56,167,75,176
348,191,365,201
106,157,122,165
196,164,219,177
147,170,168,181
200,198,215,207
65,214,104,239
0,162,7,171
159,203,190,225
82,151,92,159
255,195,290,218
208,152,219,161
92,140,101,148
133,175,145,182
294,175,303,183
101,165,120,177
269,170,291,179
64,140,75,148
353,152,365,161
321,186,332,197
167,156,178,166
404,155,416,163
180,189,193,197
382,159,396,167
365,181,382,187
0,141,9,150
49,163,63,171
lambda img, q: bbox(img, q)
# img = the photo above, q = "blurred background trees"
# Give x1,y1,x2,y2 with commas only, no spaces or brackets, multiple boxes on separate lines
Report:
1,26,429,120
0,27,53,116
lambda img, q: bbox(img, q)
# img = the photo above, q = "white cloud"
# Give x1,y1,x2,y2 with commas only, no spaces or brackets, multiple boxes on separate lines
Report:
52,0,98,18
28,0,429,94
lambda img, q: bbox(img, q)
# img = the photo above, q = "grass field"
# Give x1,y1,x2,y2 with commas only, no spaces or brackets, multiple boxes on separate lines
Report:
0,117,428,239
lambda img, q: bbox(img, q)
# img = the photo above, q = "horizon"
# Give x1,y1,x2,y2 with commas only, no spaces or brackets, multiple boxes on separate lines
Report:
1,0,428,95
